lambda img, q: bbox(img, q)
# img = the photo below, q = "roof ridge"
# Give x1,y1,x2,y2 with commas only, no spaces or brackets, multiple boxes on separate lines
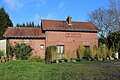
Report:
42,19,66,22
42,19,92,23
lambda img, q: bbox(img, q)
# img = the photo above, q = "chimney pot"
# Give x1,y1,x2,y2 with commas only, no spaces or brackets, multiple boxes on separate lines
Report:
66,16,72,25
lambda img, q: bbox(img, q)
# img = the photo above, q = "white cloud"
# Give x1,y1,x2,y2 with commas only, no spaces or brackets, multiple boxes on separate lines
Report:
41,13,56,20
31,13,55,25
58,1,65,9
3,0,24,10
30,14,41,25
34,0,47,7
3,0,47,10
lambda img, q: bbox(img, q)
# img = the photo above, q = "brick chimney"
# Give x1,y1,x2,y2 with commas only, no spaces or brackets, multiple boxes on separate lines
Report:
66,16,72,25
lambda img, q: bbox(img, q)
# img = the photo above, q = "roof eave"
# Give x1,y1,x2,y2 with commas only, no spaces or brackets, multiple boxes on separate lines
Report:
4,36,46,39
43,29,99,32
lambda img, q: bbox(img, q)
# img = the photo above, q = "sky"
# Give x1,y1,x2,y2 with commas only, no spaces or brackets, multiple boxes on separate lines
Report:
0,0,109,26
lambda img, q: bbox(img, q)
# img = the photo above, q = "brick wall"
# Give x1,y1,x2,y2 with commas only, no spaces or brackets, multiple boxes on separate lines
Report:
45,31,98,58
9,39,45,59
8,31,98,59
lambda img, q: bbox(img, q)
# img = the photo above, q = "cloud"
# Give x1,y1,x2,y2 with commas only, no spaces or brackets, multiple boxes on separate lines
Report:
3,0,24,10
31,13,55,25
34,0,47,7
32,14,41,24
41,13,56,20
58,1,65,9
3,0,47,10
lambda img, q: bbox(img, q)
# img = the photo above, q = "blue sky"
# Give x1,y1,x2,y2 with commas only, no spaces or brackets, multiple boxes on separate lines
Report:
0,0,109,26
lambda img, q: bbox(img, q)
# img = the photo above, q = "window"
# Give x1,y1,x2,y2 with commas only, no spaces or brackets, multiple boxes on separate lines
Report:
84,46,90,57
84,46,90,53
40,44,44,49
57,45,64,54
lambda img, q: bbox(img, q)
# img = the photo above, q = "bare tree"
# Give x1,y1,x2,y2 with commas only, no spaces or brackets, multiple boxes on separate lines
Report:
88,0,120,38
88,8,114,37
109,0,120,31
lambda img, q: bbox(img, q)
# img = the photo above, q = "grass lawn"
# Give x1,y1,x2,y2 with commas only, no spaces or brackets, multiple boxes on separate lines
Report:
0,60,120,80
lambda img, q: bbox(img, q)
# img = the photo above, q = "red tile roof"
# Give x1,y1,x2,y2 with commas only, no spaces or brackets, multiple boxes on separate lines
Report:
3,27,45,38
3,17,99,38
41,20,99,32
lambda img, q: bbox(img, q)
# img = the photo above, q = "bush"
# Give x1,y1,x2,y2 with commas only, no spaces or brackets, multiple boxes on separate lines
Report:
66,49,73,60
89,45,97,60
29,56,42,62
97,44,103,60
51,46,58,61
107,30,120,53
97,44,108,60
102,44,108,59
108,47,113,57
13,43,33,60
77,43,84,60
108,46,116,59
116,41,120,58
45,46,57,63
0,50,4,58
7,43,14,58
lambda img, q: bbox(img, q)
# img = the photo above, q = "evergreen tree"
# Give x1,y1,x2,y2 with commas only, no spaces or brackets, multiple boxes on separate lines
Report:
26,22,29,27
16,24,20,27
31,22,34,27
23,23,25,27
107,30,120,53
16,22,40,28
0,7,13,39
36,24,40,27
29,22,32,27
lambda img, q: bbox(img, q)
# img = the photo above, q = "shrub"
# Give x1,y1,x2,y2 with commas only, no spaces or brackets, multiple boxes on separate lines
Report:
89,45,97,60
102,44,108,59
108,47,113,58
108,46,116,58
29,56,42,62
0,50,4,58
7,43,14,58
51,46,58,61
97,44,108,60
118,41,120,55
107,30,120,53
66,49,73,60
45,46,57,63
97,44,102,60
13,43,33,60
77,43,84,60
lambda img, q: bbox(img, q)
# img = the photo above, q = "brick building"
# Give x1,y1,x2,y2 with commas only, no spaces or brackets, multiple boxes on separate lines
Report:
3,16,99,59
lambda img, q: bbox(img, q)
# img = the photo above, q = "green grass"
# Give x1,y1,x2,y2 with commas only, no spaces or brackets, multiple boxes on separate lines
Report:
0,60,120,80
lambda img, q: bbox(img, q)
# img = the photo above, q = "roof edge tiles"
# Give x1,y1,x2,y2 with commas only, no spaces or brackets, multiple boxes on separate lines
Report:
41,16,99,32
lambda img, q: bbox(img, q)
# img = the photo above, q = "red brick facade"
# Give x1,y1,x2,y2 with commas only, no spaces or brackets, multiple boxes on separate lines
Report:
8,39,45,59
4,16,99,59
45,31,98,58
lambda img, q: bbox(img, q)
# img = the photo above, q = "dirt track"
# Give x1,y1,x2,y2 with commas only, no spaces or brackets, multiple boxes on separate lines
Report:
94,61,120,67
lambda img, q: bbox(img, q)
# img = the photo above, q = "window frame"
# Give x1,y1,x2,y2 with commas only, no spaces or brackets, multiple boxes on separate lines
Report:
57,45,64,54
40,44,44,50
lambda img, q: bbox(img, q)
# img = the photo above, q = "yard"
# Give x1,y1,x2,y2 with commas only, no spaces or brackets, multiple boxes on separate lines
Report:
0,60,120,80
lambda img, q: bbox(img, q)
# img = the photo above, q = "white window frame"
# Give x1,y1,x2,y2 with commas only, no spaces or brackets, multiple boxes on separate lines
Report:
57,45,64,54
40,44,44,50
